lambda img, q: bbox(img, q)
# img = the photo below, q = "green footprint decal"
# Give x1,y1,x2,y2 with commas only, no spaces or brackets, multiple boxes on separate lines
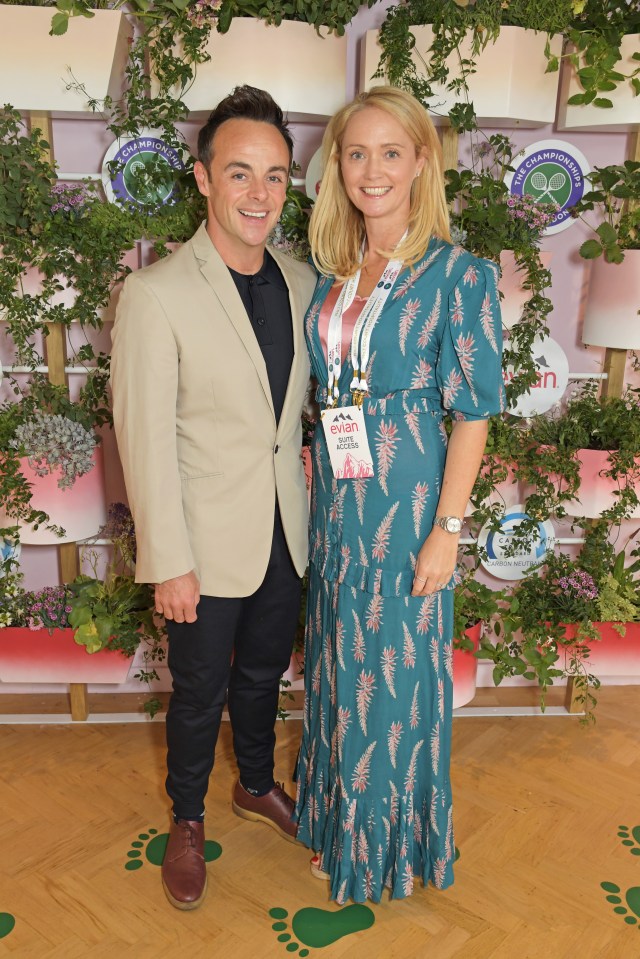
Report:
0,913,16,939
618,825,640,857
601,882,640,926
269,904,375,953
125,827,222,871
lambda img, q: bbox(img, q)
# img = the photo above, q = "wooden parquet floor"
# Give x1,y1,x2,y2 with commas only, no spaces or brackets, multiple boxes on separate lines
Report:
1,686,640,959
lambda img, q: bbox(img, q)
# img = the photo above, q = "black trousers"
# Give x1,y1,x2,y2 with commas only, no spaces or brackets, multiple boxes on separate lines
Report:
165,509,302,821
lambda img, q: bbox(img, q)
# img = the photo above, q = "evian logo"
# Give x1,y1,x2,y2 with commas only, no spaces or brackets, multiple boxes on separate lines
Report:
506,335,569,418
330,412,359,434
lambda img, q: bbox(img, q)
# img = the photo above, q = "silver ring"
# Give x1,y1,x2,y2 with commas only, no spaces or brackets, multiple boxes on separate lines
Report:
414,576,426,584
436,583,446,590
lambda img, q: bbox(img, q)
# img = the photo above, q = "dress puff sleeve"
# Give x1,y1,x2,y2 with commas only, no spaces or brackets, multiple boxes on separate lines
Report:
435,256,507,421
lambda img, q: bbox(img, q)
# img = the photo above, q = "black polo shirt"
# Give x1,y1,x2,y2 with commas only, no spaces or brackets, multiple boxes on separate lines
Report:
228,252,293,425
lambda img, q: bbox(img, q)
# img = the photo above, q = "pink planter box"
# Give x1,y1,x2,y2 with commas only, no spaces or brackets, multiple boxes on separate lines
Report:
6,447,107,545
565,449,640,520
0,627,132,683
453,622,480,709
562,622,640,677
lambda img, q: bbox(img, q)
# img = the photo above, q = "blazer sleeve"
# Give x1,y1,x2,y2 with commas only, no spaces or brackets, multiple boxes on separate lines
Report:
110,273,196,584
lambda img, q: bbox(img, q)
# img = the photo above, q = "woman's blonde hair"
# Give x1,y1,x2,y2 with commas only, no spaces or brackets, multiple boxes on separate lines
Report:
309,86,451,280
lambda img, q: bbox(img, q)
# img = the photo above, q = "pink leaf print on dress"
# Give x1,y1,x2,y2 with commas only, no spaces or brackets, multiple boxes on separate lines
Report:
399,297,420,355
358,536,369,569
372,501,400,562
430,786,440,835
335,618,345,670
431,719,441,774
312,652,322,695
381,645,397,698
430,636,439,673
356,670,376,735
366,594,384,633
352,740,377,793
329,484,348,524
375,420,399,496
353,478,367,525
445,245,464,277
433,857,447,889
411,358,433,389
438,677,445,720
444,641,454,680
402,862,414,896
387,720,403,768
417,289,441,348
480,291,499,354
313,438,326,492
410,681,420,729
402,623,416,668
450,285,464,326
357,827,369,863
404,410,425,453
417,594,436,634
389,780,399,825
336,705,351,761
463,264,479,286
443,368,463,408
455,332,478,406
305,300,320,341
364,868,374,899
392,246,442,300
411,482,429,538
404,739,424,793
352,609,366,662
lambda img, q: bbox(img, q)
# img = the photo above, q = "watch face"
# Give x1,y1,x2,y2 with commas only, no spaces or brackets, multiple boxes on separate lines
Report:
445,517,462,533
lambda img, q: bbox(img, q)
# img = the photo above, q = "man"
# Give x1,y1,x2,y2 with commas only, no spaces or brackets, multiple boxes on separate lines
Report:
111,86,315,910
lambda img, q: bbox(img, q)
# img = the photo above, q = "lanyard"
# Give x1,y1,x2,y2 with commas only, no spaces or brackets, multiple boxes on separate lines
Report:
325,239,406,409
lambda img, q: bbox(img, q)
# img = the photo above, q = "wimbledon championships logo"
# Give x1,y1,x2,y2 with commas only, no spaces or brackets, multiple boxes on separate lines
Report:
505,139,590,235
102,131,184,207
478,506,556,581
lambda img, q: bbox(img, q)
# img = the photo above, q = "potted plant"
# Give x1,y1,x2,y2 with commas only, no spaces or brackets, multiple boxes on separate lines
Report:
452,573,502,708
480,540,640,721
570,161,640,353
0,378,108,544
556,0,640,131
519,382,640,522
371,0,569,131
0,504,166,715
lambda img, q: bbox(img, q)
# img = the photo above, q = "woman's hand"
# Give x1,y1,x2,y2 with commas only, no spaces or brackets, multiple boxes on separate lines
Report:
411,527,459,596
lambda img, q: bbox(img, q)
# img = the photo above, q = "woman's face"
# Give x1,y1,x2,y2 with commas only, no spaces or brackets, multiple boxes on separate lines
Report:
339,106,426,233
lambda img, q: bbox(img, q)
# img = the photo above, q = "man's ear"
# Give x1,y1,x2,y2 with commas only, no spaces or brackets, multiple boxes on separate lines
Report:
194,160,211,198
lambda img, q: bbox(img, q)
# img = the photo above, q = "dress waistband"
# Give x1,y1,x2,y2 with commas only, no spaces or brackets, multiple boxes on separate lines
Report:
315,385,446,417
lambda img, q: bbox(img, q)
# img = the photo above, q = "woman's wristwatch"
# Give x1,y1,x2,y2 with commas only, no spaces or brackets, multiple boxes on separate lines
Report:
433,515,463,534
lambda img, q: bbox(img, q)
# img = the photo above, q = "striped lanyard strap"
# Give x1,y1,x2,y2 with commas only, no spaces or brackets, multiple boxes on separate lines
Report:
325,235,406,409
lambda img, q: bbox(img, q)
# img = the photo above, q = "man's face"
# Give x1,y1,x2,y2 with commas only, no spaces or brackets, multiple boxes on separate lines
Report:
194,118,290,266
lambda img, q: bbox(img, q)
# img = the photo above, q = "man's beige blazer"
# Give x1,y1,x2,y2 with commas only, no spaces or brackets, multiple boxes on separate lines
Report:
110,222,315,596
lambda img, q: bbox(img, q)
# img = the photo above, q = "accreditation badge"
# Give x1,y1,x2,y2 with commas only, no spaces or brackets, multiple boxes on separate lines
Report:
321,405,374,480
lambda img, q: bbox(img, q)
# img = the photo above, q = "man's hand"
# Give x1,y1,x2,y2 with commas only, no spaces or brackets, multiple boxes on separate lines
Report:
155,570,200,623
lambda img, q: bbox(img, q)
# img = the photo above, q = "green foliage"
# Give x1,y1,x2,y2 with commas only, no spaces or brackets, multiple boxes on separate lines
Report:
218,0,380,35
571,161,640,262
562,0,640,109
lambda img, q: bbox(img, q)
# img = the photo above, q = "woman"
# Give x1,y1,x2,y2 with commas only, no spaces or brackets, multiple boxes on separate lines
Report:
294,86,505,905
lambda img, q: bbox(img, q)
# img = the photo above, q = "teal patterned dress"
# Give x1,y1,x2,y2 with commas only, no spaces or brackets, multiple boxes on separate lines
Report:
294,239,506,905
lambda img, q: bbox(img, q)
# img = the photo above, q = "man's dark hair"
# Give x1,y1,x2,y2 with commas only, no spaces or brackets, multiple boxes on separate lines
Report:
197,85,293,170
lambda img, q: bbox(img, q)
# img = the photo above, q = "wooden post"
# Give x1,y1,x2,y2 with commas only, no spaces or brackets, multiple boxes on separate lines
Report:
564,678,582,713
29,113,87,723
441,127,459,181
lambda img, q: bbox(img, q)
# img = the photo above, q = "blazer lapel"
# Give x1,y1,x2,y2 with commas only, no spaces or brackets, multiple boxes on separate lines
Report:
190,223,275,419
270,246,307,429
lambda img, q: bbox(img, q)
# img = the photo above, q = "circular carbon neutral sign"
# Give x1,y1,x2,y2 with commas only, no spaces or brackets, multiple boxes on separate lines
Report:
102,131,184,206
505,139,590,235
478,505,555,581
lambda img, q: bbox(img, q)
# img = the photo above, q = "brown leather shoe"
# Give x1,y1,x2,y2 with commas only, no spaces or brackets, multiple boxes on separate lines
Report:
161,819,207,910
232,780,297,843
